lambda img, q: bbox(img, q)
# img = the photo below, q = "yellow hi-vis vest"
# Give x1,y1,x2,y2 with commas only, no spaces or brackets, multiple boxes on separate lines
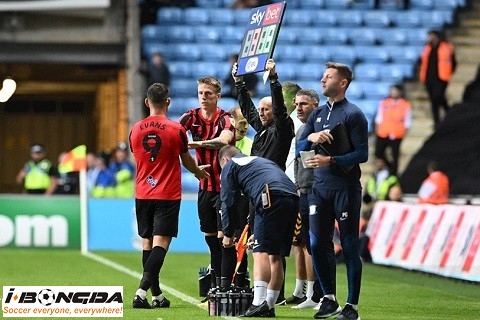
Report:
24,159,52,190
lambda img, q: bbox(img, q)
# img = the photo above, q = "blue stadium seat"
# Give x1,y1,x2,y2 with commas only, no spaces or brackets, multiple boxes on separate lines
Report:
219,97,238,110
360,81,391,100
184,8,210,25
293,26,323,45
194,26,221,43
169,97,194,117
182,172,200,193
349,28,378,45
297,63,323,81
346,82,364,100
355,45,390,63
279,62,298,80
311,10,338,27
354,63,382,81
283,9,314,26
169,43,202,61
379,63,408,82
392,11,423,28
220,25,244,44
196,0,222,7
169,61,192,78
234,9,251,25
298,81,321,93
327,45,357,66
170,79,198,98
406,28,428,45
411,0,434,10
434,0,459,9
357,99,379,133
299,0,326,9
166,26,195,43
420,10,455,28
276,27,298,45
143,43,169,59
141,25,168,43
335,10,363,27
324,0,351,9
191,61,229,79
307,46,330,63
156,7,184,25
386,45,422,63
274,46,305,62
198,44,230,62
208,8,235,25
376,28,408,45
323,28,349,45
256,83,271,97
362,10,393,28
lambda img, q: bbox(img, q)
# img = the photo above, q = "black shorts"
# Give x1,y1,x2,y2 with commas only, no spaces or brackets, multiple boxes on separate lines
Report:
135,199,181,238
198,189,220,233
253,193,298,256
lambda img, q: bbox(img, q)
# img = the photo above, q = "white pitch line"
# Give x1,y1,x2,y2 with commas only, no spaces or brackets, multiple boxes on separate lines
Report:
84,251,241,320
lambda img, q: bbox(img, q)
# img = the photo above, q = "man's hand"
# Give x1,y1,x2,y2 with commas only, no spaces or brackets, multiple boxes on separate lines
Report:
223,236,235,248
308,130,334,144
304,154,331,169
265,59,276,76
194,164,211,180
231,62,242,82
188,141,203,149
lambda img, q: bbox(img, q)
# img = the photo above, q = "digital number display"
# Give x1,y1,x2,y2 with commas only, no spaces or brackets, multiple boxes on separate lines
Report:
236,2,286,76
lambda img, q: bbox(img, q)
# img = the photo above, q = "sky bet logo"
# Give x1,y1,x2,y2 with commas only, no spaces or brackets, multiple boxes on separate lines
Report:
3,286,123,318
249,3,283,26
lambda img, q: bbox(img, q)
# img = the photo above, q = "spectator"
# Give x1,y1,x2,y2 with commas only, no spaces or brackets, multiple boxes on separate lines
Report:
109,141,135,198
231,0,272,9
16,143,59,195
223,54,259,99
373,0,409,10
147,52,171,89
462,63,480,105
219,145,299,318
86,152,100,196
363,157,401,205
419,29,456,130
374,84,412,175
418,160,449,204
289,89,323,309
297,61,369,320
178,77,236,292
130,83,209,309
91,150,116,198
54,151,80,195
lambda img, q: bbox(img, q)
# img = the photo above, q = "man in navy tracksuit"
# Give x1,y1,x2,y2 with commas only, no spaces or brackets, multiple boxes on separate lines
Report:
297,62,368,320
219,145,298,318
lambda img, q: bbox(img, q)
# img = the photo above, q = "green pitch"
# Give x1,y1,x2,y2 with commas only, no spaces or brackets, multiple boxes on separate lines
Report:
1,249,479,319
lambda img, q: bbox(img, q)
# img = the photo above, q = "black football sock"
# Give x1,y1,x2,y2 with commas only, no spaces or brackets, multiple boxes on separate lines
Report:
140,246,167,291
205,235,222,286
220,244,237,288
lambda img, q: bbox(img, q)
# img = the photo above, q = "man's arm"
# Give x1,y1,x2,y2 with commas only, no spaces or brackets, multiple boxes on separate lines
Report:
179,151,210,179
188,130,234,150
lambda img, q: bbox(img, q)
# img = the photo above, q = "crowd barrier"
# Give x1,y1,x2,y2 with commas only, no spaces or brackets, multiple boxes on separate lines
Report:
0,194,207,253
366,201,480,282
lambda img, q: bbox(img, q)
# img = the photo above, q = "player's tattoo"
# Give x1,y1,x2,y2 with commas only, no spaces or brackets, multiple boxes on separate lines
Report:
201,140,227,150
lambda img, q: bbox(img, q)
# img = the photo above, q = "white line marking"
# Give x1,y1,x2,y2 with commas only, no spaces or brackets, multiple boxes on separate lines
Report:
84,251,241,320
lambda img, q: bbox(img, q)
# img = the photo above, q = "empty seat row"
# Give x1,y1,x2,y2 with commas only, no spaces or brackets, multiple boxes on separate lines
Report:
156,7,454,29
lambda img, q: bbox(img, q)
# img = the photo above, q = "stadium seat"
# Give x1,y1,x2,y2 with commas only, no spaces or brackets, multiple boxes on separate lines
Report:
191,61,229,79
219,97,237,110
294,26,323,45
184,8,210,25
406,28,428,46
327,45,357,66
348,28,378,45
166,26,195,43
324,0,351,9
379,63,409,82
355,45,390,63
168,97,193,116
194,26,221,43
361,81,391,100
156,7,184,25
311,10,338,27
233,9,251,25
411,0,434,9
169,61,192,78
170,43,202,61
386,45,422,63
298,80,321,93
208,8,235,25
362,10,393,28
307,45,330,63
392,11,423,28
376,28,408,45
297,63,323,82
274,46,305,62
143,43,169,59
279,62,298,80
299,0,326,9
283,9,314,26
220,25,244,44
420,10,455,28
346,82,364,100
196,0,222,7
276,27,298,45
141,25,168,43
334,10,363,27
323,28,349,45
170,79,198,98
434,0,459,10
182,172,200,193
197,44,230,62
357,98,378,133
354,63,382,81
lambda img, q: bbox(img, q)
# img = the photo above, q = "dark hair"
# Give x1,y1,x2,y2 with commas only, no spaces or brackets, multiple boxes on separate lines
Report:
296,89,320,105
325,61,353,86
147,83,169,104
